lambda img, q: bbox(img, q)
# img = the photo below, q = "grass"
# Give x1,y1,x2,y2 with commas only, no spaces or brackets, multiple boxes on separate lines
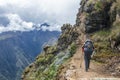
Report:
36,54,54,65
95,1,104,12
69,43,77,57
116,0,120,12
110,20,120,40
91,22,120,63
91,29,111,42
96,30,110,37
93,52,120,63
31,42,78,80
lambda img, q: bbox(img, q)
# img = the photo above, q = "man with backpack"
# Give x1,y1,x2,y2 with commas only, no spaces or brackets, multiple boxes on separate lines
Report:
82,39,94,72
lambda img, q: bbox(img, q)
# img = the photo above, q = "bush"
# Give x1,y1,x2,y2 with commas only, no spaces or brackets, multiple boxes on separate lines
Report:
69,43,77,57
116,0,120,12
97,30,110,37
95,1,104,12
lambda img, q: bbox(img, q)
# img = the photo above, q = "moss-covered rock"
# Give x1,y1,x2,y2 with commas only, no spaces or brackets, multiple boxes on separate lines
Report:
76,0,114,33
43,45,58,54
57,24,80,50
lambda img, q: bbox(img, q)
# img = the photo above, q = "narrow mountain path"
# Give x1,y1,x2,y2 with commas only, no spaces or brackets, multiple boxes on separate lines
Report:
62,46,117,80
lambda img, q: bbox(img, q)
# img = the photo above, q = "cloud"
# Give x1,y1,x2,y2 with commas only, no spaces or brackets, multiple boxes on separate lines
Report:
41,24,61,32
0,0,80,32
0,14,34,33
0,13,61,32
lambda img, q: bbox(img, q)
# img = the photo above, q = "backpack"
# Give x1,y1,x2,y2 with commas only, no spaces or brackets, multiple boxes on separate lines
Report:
84,41,94,50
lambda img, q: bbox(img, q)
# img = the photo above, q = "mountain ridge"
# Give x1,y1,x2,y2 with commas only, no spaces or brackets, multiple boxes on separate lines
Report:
22,0,120,80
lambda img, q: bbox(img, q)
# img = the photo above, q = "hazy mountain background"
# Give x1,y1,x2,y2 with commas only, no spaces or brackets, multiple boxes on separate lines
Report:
0,29,60,80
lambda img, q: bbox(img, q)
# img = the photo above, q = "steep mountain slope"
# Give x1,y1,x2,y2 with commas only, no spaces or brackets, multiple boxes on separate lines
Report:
22,0,120,80
0,30,60,80
22,24,80,80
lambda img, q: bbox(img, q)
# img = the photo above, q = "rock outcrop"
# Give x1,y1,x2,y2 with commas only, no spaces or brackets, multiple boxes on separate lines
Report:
57,24,80,50
76,0,114,33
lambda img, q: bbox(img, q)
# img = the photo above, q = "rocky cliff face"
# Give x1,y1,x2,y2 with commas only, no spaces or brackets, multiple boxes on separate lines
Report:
22,0,120,79
76,0,120,48
76,0,115,33
76,0,120,76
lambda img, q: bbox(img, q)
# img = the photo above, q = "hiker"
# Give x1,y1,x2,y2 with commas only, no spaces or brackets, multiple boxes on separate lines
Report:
82,39,94,72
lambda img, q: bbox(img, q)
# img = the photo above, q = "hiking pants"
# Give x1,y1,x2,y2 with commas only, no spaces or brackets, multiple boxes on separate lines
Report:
84,51,92,71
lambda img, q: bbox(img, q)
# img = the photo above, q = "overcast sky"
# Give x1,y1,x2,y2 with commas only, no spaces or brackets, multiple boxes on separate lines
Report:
0,0,80,32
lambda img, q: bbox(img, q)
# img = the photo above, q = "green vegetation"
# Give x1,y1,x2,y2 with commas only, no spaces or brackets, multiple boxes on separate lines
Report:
69,43,77,57
116,0,120,12
43,45,58,54
36,54,54,65
91,18,120,63
95,1,104,12
94,0,113,12
23,42,78,80
95,30,110,37
93,52,120,63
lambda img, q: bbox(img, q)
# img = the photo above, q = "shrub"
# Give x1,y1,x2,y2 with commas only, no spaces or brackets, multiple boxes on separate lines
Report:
69,43,77,57
95,1,104,12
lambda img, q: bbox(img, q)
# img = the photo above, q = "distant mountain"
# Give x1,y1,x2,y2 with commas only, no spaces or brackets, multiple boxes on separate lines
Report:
40,23,50,27
0,30,60,80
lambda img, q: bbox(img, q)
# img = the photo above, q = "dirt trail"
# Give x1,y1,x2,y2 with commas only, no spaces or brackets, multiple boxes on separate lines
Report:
63,46,117,80
59,35,118,80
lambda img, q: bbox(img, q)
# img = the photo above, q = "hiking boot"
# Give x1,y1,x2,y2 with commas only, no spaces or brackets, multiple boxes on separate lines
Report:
85,69,88,72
